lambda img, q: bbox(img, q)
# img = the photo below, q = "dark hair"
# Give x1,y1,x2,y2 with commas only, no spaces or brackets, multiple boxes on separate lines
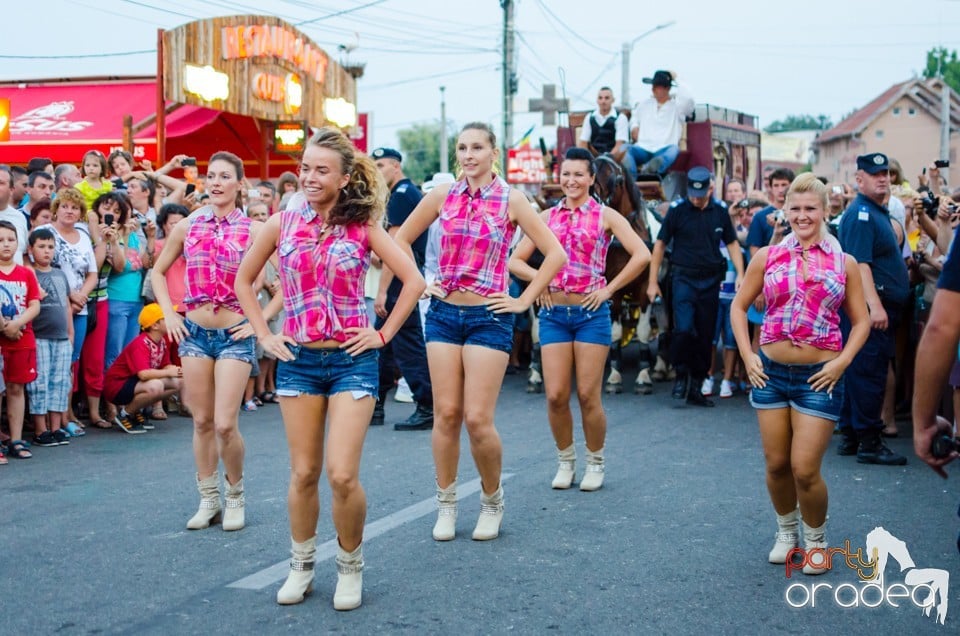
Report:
769,168,796,183
278,171,298,193
107,149,133,174
28,170,53,187
81,150,108,178
28,227,55,246
563,147,596,175
157,203,189,238
208,151,245,208
29,197,52,224
10,166,26,179
256,180,277,196
128,177,156,207
93,191,132,225
0,220,17,237
305,127,387,226
598,86,613,94
26,157,52,173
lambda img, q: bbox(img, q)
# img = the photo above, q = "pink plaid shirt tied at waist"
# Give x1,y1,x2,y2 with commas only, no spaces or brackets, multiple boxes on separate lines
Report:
760,234,846,351
546,197,609,294
182,206,252,314
437,176,516,297
277,199,370,343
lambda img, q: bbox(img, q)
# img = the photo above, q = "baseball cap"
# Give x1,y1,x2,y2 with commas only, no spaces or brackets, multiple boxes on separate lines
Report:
856,153,889,175
686,166,713,197
139,303,170,330
371,147,402,162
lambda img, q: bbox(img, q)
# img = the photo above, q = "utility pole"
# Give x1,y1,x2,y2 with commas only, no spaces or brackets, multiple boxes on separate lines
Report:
501,0,516,158
440,85,448,174
939,51,951,184
620,21,676,109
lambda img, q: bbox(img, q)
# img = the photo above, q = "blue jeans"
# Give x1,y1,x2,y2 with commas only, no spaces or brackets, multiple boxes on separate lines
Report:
276,347,378,399
178,318,256,365
105,300,142,370
424,297,513,354
622,144,680,179
538,303,611,346
750,350,845,422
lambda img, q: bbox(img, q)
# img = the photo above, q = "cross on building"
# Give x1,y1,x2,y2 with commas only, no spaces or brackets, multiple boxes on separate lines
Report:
529,84,569,126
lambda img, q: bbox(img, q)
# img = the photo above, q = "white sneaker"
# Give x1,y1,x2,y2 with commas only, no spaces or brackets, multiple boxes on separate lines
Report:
394,378,414,403
701,377,714,396
719,380,734,398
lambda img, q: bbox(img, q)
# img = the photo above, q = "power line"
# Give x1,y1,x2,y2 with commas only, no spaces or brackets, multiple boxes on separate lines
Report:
364,64,497,90
534,0,615,55
119,0,197,19
296,0,389,27
0,50,156,59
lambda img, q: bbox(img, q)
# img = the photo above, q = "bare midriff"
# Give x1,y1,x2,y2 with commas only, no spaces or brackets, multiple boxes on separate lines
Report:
186,304,246,330
443,289,491,306
760,340,838,365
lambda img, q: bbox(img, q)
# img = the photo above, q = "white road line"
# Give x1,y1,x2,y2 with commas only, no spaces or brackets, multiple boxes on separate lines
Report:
227,473,515,590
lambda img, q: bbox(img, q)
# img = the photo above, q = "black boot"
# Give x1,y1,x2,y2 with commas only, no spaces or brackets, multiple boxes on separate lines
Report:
671,372,689,400
856,430,907,465
837,427,858,456
394,403,434,431
685,377,714,407
370,391,387,426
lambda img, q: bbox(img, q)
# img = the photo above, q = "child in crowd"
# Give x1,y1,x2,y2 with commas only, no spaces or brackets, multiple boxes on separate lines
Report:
242,202,270,412
0,220,41,459
75,150,114,211
103,303,183,434
26,228,75,447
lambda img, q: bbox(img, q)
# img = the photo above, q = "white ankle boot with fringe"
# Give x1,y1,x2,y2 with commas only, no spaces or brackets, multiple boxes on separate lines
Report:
802,520,828,575
222,475,245,531
333,543,363,611
472,484,504,540
552,444,576,489
580,447,604,491
186,473,221,530
768,508,799,564
276,536,316,605
433,480,457,541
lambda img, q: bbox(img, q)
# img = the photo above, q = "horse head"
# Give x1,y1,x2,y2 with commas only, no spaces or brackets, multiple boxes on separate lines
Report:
593,155,650,245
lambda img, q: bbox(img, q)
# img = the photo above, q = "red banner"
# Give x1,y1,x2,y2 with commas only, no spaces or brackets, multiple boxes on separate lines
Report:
350,112,369,154
507,147,546,184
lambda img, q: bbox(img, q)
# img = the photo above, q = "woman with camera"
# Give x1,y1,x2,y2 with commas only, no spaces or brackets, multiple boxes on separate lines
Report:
731,174,869,573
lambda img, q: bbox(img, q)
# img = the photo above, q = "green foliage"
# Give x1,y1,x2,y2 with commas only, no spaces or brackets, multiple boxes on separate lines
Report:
764,114,834,133
396,121,458,184
922,47,960,94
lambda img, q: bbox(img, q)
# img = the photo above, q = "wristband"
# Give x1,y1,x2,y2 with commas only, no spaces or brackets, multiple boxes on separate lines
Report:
377,331,386,345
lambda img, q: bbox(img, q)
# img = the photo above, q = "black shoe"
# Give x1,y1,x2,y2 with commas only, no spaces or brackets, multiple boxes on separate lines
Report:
116,411,146,435
837,437,859,456
685,390,715,407
671,375,688,400
370,400,385,426
394,404,434,431
33,431,59,447
52,429,70,445
857,442,907,466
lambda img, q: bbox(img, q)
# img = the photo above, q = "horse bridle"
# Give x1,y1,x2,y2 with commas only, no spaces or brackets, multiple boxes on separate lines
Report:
592,154,650,244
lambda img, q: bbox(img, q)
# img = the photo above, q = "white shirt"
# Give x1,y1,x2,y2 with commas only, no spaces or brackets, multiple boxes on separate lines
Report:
630,83,695,151
0,206,28,265
579,108,629,144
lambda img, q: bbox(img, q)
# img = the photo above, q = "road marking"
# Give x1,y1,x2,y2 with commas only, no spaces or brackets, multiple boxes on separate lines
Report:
227,473,514,590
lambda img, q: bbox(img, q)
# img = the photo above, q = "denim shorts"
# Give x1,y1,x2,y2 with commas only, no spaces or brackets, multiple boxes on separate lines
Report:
276,347,379,399
178,318,256,365
539,302,611,346
749,350,845,422
424,298,513,354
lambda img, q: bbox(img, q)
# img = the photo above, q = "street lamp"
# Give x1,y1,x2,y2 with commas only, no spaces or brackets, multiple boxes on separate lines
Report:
620,21,676,109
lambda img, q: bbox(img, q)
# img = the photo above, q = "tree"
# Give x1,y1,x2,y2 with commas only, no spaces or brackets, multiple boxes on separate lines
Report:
922,47,960,94
764,114,833,133
396,121,458,184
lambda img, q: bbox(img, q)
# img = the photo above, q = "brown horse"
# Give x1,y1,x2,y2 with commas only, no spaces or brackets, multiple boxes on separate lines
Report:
592,155,654,394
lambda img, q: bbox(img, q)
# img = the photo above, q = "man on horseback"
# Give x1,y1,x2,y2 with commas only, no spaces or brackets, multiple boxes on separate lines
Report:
621,70,694,180
577,87,628,162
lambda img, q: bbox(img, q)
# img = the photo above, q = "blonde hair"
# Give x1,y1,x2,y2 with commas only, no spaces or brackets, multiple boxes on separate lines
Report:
785,172,830,239
454,122,503,179
51,187,88,220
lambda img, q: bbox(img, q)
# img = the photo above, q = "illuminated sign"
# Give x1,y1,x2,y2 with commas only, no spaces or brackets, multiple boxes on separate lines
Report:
324,98,357,128
284,74,302,116
0,98,8,142
184,65,229,101
221,25,329,83
252,72,302,116
274,122,306,154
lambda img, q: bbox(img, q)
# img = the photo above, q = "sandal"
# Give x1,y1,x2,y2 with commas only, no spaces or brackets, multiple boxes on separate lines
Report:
65,421,86,437
252,396,263,407
258,391,278,404
90,419,112,430
151,407,168,421
8,440,33,459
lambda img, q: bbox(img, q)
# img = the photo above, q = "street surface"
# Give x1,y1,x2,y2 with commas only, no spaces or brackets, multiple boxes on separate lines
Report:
3,371,957,635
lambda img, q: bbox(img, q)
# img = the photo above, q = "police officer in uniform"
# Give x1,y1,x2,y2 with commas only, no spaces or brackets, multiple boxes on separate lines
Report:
576,86,628,160
647,167,744,406
372,147,434,430
837,153,909,464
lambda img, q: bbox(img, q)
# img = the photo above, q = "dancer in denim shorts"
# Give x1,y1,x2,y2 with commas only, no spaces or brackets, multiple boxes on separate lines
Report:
509,147,649,492
236,128,424,610
152,151,266,534
394,122,566,543
731,174,870,573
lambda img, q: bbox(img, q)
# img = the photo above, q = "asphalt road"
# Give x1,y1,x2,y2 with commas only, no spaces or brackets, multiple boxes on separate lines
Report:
3,371,957,635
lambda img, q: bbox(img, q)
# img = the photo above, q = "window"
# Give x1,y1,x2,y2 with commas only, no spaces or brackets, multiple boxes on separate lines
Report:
875,129,884,139
892,107,901,116
908,107,917,117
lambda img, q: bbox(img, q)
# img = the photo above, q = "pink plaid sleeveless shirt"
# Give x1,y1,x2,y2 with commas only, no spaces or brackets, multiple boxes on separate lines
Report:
182,207,252,314
277,198,370,343
437,176,515,296
547,197,609,294
760,235,846,351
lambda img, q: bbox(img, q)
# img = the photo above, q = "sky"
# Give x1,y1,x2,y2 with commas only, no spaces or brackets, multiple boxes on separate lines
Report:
2,0,959,153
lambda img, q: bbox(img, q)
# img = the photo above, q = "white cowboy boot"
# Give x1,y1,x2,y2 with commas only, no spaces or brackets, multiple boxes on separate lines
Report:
276,536,316,605
333,543,363,611
222,474,245,531
472,484,504,541
580,447,605,491
186,473,221,530
552,444,576,489
433,480,457,541
802,520,829,575
768,508,799,564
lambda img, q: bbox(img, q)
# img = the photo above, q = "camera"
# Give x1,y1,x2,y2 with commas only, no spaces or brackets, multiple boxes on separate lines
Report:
103,213,115,226
831,185,844,195
181,157,197,167
931,434,960,458
139,216,148,228
922,192,941,219
935,159,950,169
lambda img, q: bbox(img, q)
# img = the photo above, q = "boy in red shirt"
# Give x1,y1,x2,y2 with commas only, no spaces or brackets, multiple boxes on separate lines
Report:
0,220,41,459
103,303,183,434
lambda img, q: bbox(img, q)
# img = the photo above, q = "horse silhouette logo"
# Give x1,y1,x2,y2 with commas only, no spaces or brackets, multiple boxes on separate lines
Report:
866,527,949,625
15,101,75,121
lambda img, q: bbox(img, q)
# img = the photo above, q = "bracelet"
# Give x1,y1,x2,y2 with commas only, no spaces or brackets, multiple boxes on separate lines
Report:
377,331,386,345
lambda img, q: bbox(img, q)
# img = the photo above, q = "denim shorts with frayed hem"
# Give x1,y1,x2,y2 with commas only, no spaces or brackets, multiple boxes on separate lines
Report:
424,297,513,354
538,302,611,346
749,349,844,422
178,318,256,365
276,347,378,399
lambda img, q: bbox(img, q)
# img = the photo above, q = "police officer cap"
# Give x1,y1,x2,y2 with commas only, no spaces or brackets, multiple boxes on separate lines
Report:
856,152,888,174
686,166,713,197
371,147,402,162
